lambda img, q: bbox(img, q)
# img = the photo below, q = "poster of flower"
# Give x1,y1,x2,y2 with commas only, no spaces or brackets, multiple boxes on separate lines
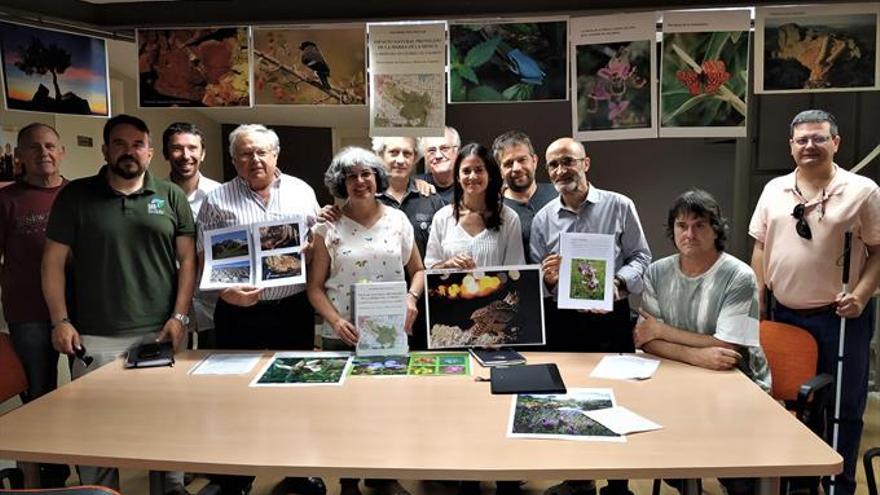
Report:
756,3,880,94
570,13,657,141
137,27,252,107
660,10,750,138
449,18,568,103
253,24,366,105
0,22,109,117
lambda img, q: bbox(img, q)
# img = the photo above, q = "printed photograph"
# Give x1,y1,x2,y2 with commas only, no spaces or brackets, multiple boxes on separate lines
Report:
568,259,606,301
210,229,249,260
510,390,621,439
209,260,251,285
137,27,251,107
373,73,444,129
254,26,366,105
0,22,109,116
407,352,470,376
356,314,406,352
261,253,303,280
350,355,410,376
256,356,349,384
427,267,544,348
576,40,652,132
259,222,301,250
762,13,877,91
661,31,748,128
449,20,567,102
0,129,18,182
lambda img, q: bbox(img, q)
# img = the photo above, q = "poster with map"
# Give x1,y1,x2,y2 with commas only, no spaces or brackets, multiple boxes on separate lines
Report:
353,281,409,356
368,21,446,137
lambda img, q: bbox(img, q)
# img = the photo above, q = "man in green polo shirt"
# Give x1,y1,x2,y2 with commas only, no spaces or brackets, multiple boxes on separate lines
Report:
42,114,196,490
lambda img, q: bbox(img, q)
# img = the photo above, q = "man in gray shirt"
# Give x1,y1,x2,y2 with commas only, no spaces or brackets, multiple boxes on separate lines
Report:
635,189,770,495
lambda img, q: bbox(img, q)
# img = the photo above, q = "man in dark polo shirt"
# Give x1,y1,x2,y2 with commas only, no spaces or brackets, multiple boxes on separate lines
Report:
42,114,196,490
493,130,556,264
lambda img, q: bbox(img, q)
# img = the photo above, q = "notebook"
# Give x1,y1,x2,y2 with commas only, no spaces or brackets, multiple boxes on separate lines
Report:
490,363,566,394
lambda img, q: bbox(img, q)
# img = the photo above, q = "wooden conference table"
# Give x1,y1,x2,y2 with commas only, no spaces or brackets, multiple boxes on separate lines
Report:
0,352,840,495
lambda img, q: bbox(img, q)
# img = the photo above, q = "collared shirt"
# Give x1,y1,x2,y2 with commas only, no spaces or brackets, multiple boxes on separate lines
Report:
180,172,222,221
530,184,652,298
749,166,880,309
197,172,320,300
377,179,446,259
504,182,557,263
416,172,454,204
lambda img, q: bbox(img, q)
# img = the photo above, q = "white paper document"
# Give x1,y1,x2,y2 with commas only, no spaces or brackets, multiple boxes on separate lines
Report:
582,406,662,435
190,353,263,375
353,281,409,356
590,355,660,380
557,233,615,311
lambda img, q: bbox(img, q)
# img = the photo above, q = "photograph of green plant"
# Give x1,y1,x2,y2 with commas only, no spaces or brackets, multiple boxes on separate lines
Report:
576,40,652,132
449,20,566,103
661,31,748,129
510,390,620,439
568,258,605,301
255,356,350,385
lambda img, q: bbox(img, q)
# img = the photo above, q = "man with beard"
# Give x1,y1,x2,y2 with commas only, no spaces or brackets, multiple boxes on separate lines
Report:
417,126,459,203
42,114,196,490
163,122,221,348
493,130,556,263
531,137,650,495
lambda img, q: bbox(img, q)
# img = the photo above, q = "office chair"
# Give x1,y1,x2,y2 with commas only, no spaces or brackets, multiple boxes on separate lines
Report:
865,447,879,495
760,320,834,495
0,332,28,489
0,486,122,495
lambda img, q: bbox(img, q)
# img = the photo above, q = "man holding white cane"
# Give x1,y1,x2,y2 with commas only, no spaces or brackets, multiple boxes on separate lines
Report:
749,109,880,495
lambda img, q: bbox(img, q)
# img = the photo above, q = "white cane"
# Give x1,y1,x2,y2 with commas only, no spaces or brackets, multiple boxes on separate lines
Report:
829,230,852,495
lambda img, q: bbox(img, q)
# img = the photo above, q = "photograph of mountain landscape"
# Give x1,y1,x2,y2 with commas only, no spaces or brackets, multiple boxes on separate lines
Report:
209,259,250,284
210,229,250,260
0,21,109,116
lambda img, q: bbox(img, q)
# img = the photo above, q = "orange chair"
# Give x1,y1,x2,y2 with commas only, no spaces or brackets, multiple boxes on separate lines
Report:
0,332,28,489
760,320,835,495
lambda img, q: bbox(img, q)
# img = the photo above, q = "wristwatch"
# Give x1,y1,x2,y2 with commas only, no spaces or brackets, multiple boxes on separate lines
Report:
172,312,191,326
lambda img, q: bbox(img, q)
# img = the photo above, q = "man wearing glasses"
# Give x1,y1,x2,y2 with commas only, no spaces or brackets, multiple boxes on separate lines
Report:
749,110,880,495
749,109,880,495
531,137,651,495
417,126,460,203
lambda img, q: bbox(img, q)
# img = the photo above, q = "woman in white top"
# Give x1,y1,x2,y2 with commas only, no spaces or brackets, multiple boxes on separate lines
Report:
308,147,425,350
424,143,525,269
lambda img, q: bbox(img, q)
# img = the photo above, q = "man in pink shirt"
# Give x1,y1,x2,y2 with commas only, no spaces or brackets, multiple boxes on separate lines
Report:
749,109,880,495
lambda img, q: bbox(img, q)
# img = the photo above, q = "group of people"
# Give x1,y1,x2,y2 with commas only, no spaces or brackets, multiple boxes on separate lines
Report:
0,109,877,495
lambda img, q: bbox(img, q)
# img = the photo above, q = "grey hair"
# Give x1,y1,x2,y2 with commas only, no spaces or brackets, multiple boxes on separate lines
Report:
491,130,535,162
418,126,461,153
324,146,390,199
228,124,281,157
370,136,420,160
790,110,839,137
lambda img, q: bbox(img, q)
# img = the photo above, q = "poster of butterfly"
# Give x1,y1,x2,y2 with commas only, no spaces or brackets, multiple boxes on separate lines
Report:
660,10,750,138
449,18,568,103
755,3,879,94
570,12,658,142
253,25,366,105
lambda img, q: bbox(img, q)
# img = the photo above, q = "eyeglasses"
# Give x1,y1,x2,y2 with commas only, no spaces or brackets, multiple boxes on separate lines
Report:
546,156,584,171
792,135,832,147
791,203,812,240
235,148,273,160
425,144,457,157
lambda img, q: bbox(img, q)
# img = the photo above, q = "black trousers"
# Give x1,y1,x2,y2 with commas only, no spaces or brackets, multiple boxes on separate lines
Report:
214,291,316,350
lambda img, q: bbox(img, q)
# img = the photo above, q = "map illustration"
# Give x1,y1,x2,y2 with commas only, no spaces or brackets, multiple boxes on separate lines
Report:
373,73,444,128
356,314,407,355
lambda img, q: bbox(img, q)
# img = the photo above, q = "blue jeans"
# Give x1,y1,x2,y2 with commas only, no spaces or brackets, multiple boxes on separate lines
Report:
773,300,875,495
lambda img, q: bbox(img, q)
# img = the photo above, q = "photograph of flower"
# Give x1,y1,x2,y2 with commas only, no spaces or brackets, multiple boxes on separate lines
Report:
757,4,879,93
449,19,567,103
575,41,652,133
508,389,622,441
568,259,606,301
251,352,352,386
253,26,365,105
137,27,251,107
0,22,109,117
406,352,470,376
349,355,410,376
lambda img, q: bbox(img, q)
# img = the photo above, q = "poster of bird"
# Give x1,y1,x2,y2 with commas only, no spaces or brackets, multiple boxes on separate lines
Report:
253,25,366,105
137,27,251,107
449,18,568,103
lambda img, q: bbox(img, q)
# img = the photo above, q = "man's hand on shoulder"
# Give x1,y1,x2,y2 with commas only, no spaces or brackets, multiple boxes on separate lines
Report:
317,204,342,223
414,179,436,196
51,320,81,355
688,346,742,371
220,286,263,307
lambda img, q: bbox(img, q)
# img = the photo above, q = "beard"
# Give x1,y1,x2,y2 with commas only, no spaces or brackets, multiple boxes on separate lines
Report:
506,172,534,193
109,155,146,180
553,169,586,194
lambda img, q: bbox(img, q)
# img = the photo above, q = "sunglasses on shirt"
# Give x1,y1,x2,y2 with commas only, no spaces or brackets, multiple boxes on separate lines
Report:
791,203,812,240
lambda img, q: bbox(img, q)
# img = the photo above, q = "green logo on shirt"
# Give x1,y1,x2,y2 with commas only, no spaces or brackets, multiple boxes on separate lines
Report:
148,198,166,215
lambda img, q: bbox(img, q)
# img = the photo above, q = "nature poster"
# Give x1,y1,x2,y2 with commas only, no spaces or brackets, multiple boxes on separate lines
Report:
570,13,657,141
449,18,567,103
0,22,109,117
660,10,750,138
137,27,252,107
407,352,470,376
756,3,880,93
250,352,353,386
253,25,366,105
0,128,17,182
568,259,606,301
507,388,624,442
425,265,545,349
349,355,410,376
